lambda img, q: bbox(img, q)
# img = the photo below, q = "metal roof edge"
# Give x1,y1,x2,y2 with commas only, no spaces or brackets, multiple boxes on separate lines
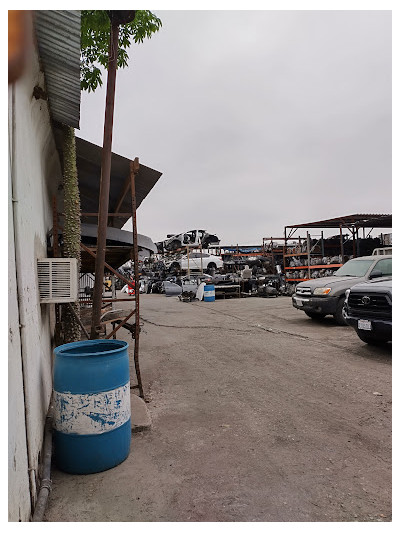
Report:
35,10,81,128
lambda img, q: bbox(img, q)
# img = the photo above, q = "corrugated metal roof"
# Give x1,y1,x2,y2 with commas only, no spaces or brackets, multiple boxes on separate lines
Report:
285,214,392,229
75,137,163,228
35,10,81,128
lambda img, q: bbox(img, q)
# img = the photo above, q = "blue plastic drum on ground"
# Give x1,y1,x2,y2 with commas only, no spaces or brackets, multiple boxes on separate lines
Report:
53,339,131,474
204,284,215,302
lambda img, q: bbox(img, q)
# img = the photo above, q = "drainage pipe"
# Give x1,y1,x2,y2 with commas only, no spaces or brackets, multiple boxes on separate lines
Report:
31,406,53,522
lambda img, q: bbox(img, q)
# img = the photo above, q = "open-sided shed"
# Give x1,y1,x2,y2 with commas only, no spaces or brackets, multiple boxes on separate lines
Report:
284,213,392,257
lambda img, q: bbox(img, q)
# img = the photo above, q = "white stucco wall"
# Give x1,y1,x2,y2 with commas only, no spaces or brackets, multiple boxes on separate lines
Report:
8,30,64,521
8,147,31,522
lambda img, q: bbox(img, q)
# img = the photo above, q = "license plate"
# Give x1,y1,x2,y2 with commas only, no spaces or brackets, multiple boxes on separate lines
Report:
358,319,372,331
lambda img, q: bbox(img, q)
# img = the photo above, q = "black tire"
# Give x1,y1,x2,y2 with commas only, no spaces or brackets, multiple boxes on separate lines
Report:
334,296,347,326
207,262,217,273
169,262,181,274
304,311,326,320
356,331,388,345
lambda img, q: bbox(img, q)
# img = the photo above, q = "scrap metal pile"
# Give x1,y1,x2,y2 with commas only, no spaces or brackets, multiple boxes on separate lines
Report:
117,251,290,301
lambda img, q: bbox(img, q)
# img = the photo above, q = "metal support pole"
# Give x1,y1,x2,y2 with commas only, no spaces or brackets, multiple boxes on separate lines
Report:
129,159,144,399
91,20,119,339
356,228,360,257
306,232,311,280
321,231,324,256
283,226,287,285
271,239,275,271
340,225,344,262
111,275,116,310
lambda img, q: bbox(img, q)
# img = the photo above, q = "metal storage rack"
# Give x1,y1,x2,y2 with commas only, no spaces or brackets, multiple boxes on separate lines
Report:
262,237,285,269
283,233,342,283
283,214,392,286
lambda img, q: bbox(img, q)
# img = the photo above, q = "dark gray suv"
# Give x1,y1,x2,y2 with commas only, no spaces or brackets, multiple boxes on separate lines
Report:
292,255,392,325
343,277,392,344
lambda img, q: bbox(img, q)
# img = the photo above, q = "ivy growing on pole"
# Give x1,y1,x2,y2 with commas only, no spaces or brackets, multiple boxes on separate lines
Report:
61,124,82,343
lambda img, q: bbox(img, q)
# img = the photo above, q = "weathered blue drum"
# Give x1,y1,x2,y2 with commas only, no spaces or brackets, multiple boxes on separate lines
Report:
204,284,215,302
53,339,131,474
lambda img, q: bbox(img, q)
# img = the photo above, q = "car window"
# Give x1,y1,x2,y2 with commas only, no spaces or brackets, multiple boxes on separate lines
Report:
200,253,209,258
334,259,375,277
370,258,392,276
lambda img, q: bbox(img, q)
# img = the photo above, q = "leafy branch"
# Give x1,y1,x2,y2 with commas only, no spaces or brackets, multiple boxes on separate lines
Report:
81,10,162,92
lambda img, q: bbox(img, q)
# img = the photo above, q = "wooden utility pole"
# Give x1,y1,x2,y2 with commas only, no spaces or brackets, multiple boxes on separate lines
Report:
90,19,119,339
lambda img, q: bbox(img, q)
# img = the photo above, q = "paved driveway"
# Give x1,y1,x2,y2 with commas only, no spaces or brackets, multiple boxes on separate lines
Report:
45,294,391,522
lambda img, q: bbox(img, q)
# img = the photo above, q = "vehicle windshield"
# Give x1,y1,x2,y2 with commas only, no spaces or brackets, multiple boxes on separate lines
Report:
333,259,375,277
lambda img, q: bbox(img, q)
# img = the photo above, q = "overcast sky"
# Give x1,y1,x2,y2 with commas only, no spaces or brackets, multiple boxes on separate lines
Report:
78,10,392,245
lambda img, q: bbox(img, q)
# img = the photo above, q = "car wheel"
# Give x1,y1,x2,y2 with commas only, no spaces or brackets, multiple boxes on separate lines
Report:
169,262,181,274
356,331,388,345
304,311,326,320
207,262,217,273
334,296,347,326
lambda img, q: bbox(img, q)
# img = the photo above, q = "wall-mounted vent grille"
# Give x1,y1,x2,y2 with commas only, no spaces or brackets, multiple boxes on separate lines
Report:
37,258,78,303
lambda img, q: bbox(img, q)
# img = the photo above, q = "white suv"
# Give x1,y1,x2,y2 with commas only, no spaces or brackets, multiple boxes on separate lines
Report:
167,252,224,273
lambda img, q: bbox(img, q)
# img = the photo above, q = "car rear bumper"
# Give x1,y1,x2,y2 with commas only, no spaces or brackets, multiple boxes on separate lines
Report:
292,295,339,315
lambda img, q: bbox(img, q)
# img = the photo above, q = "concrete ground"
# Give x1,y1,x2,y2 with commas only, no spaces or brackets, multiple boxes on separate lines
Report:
45,293,392,522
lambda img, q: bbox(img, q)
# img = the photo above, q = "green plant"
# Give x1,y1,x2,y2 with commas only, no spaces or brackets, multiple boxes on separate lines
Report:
81,10,162,92
61,124,81,343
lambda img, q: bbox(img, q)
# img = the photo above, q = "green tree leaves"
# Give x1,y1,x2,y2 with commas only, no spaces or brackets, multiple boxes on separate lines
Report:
81,10,162,92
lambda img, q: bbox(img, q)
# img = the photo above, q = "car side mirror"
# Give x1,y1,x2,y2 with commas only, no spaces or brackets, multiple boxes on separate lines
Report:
369,270,383,279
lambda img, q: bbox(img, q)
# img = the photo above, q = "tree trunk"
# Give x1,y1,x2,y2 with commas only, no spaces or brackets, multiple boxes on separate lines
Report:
61,125,81,343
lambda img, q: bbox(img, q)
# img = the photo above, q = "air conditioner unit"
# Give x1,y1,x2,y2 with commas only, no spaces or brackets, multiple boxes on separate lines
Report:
37,258,78,303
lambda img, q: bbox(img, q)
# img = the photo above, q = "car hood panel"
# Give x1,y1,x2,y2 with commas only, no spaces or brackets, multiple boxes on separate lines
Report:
296,276,362,289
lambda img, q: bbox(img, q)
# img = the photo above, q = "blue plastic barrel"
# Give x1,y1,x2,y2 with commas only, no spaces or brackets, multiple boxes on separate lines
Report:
53,339,131,474
204,284,215,302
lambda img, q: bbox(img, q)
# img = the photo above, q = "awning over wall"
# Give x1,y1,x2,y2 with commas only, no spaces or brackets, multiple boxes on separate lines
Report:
75,137,163,228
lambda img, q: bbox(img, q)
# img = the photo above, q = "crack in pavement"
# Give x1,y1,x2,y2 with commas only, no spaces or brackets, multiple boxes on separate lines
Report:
141,303,391,359
140,316,247,333
141,304,309,340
